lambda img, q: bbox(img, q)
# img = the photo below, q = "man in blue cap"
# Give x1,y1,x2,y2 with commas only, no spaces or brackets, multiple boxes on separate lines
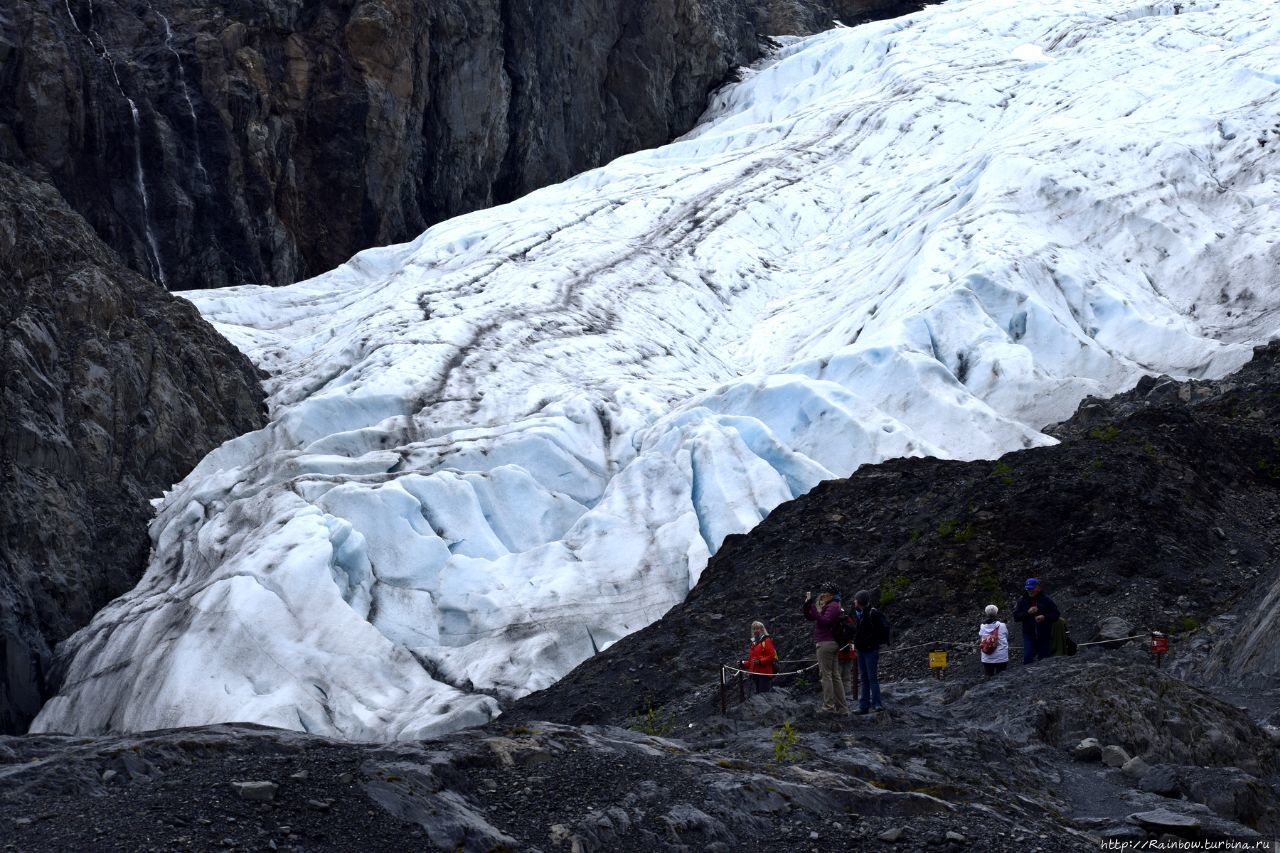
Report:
1012,578,1060,664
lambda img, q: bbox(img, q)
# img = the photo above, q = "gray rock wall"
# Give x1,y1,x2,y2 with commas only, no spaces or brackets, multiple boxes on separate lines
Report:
0,163,266,733
0,0,922,292
0,0,757,291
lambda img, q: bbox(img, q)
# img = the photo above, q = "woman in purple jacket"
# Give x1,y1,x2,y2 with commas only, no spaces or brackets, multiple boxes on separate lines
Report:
803,582,847,714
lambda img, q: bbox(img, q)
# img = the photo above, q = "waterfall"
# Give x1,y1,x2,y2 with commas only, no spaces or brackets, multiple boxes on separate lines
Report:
62,0,167,287
103,48,167,288
156,8,208,185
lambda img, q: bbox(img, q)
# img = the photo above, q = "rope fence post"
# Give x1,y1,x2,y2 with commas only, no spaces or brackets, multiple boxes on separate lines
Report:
1150,631,1169,667
719,667,727,715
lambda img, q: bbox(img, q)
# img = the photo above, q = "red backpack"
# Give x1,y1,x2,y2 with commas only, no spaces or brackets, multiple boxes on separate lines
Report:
980,624,1000,655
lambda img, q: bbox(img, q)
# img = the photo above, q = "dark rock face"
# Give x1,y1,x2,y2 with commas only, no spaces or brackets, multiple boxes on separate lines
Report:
0,0,926,292
0,164,265,734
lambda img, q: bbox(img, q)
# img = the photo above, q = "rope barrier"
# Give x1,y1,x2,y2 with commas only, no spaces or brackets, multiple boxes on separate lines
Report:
1073,633,1148,647
721,662,819,678
881,638,971,653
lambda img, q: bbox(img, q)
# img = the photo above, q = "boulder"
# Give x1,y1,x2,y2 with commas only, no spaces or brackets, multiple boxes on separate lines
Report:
1101,745,1131,768
231,781,279,803
1096,617,1134,646
1128,808,1200,833
1138,766,1181,798
1181,768,1269,826
1121,756,1151,779
1073,738,1102,761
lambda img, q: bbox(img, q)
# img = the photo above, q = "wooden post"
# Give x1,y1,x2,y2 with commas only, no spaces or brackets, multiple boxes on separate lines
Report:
719,667,727,715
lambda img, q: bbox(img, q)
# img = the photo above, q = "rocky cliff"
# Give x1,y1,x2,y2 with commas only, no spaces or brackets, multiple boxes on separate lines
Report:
0,163,265,734
0,0,920,292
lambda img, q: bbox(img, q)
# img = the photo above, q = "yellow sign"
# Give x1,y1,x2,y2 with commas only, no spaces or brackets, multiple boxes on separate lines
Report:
928,650,948,669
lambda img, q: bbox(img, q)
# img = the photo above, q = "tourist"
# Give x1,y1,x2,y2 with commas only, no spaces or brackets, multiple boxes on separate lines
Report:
852,589,891,713
1013,578,1060,663
742,620,777,693
978,604,1009,677
803,584,847,714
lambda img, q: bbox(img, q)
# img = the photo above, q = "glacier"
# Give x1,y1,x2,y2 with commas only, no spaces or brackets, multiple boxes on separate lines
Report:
34,0,1280,739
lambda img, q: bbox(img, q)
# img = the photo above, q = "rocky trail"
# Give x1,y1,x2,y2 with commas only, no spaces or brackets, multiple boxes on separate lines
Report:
4,657,1276,851
6,345,1280,850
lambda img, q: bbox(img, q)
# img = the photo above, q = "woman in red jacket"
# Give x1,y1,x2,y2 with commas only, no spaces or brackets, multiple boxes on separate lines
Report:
743,621,777,694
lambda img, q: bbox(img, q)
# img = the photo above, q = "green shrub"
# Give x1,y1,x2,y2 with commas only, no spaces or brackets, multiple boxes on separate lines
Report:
937,518,975,542
993,460,1014,486
630,701,674,737
975,562,1000,599
880,575,911,605
1088,424,1121,441
773,721,800,763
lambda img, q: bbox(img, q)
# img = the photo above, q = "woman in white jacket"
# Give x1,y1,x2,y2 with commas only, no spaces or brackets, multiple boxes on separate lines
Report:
978,604,1010,677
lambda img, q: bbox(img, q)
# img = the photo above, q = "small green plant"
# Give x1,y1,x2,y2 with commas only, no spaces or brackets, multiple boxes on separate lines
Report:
793,672,811,691
937,518,975,543
909,528,921,543
1090,456,1104,470
975,561,1000,599
630,701,675,737
1180,615,1201,633
993,460,1014,486
1142,441,1157,457
880,575,911,605
773,721,799,763
1088,424,1121,441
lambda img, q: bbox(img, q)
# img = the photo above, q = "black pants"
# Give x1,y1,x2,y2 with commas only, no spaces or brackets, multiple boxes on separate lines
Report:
751,674,772,693
983,662,1007,678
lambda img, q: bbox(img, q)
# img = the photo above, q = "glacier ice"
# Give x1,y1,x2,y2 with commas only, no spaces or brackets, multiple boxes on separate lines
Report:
34,0,1280,739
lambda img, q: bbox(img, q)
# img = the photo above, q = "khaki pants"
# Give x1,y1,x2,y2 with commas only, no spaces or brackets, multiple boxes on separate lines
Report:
816,641,846,713
839,656,857,703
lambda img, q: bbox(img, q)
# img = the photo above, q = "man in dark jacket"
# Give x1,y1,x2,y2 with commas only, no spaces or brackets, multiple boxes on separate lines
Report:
1013,577,1060,664
851,589,890,714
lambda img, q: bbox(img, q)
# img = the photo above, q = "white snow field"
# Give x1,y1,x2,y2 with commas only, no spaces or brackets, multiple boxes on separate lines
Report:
35,0,1280,739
